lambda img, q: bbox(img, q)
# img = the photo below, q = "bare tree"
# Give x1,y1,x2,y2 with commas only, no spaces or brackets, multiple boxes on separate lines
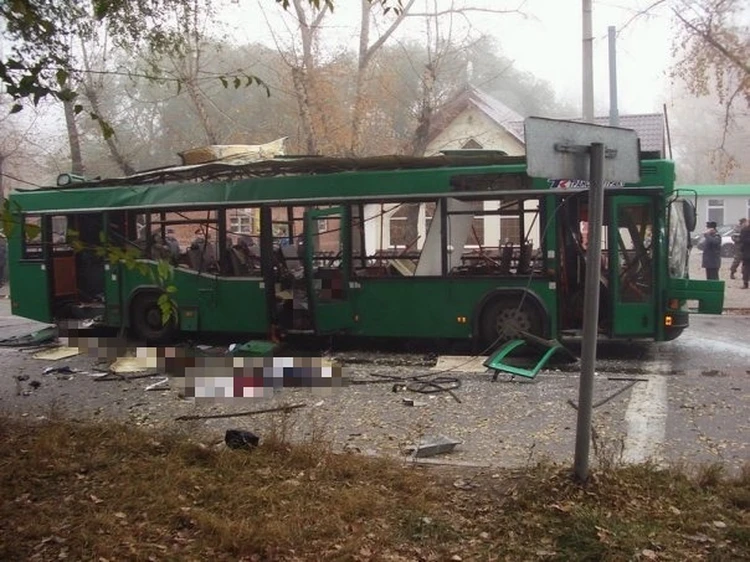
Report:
671,0,750,176
79,39,137,176
62,98,85,175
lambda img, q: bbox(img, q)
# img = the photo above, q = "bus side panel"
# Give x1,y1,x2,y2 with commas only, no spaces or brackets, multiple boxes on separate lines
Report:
8,228,52,323
349,278,556,340
117,264,268,334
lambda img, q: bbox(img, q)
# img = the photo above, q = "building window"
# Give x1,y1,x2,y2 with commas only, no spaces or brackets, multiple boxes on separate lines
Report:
318,219,329,233
229,211,253,234
707,199,724,225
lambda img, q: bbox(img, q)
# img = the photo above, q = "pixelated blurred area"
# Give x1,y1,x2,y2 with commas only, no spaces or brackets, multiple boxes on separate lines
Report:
66,336,346,402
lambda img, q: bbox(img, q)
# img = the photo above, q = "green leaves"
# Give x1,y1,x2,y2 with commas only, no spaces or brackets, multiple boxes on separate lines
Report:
90,112,116,140
23,222,41,241
1,199,21,238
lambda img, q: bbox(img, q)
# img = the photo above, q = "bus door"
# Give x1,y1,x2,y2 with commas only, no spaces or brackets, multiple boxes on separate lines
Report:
302,207,355,334
11,214,52,323
609,195,656,337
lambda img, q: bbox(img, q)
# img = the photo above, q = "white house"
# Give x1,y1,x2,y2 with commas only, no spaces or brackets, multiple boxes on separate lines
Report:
364,85,667,259
681,184,750,228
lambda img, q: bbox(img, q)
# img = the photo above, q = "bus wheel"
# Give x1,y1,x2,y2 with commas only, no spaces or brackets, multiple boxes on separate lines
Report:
130,292,176,344
480,297,543,349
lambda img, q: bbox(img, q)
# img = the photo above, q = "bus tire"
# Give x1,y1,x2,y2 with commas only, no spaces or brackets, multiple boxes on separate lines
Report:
130,291,176,344
662,327,685,342
479,296,544,350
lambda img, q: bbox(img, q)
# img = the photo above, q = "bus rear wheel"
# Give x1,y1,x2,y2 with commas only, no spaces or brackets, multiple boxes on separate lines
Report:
480,296,543,350
130,292,176,344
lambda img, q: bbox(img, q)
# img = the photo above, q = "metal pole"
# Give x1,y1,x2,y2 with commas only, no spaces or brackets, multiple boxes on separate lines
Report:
582,0,594,122
608,26,619,127
573,142,605,482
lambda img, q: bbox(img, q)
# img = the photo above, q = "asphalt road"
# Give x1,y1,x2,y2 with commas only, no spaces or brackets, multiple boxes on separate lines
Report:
0,289,747,475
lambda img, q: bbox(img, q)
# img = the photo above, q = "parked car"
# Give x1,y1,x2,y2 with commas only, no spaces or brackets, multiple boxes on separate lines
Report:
695,224,735,257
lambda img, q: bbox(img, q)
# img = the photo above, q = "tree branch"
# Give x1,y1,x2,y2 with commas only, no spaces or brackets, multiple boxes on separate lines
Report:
674,8,750,78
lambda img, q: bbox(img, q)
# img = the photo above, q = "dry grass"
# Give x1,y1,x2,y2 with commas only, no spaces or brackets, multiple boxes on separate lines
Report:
0,416,748,562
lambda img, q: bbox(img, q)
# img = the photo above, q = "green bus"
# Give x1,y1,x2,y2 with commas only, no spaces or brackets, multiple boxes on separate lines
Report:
6,153,723,349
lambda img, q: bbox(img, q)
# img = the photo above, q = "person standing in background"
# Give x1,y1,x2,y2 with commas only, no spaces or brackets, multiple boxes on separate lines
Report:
740,220,750,289
0,233,6,289
702,221,722,280
730,218,747,279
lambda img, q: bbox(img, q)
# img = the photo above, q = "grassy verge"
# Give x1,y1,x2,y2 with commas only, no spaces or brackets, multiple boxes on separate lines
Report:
0,416,748,561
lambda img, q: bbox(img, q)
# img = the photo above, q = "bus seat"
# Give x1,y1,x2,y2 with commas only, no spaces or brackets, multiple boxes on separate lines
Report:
229,247,250,276
498,244,513,274
281,244,303,271
187,247,218,272
517,242,533,275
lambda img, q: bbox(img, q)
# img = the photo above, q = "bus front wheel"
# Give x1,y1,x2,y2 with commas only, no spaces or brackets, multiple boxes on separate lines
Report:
480,297,543,350
130,292,176,344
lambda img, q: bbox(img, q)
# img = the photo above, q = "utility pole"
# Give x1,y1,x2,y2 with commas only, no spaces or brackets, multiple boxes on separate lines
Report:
582,0,594,123
608,26,619,127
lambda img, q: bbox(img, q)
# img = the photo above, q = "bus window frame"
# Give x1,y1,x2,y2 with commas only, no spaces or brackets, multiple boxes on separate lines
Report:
21,214,45,262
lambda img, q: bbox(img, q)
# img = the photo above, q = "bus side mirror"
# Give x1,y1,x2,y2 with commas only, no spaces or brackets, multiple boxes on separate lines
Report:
682,199,697,232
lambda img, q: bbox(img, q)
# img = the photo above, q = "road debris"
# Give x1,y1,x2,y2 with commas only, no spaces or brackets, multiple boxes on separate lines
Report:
42,366,77,376
567,380,639,411
0,326,58,347
225,429,260,450
144,377,170,391
32,346,80,361
175,403,307,421
405,435,462,458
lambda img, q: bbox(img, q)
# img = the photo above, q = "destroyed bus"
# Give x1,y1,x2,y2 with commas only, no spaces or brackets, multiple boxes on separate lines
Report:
6,152,723,350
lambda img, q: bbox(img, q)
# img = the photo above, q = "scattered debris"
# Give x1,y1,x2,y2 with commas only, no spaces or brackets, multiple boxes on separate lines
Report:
175,403,306,421
144,377,170,391
0,326,58,347
402,397,427,407
225,429,260,450
567,380,639,411
227,340,278,357
110,356,150,373
93,372,161,382
43,366,77,376
32,346,80,361
405,435,462,458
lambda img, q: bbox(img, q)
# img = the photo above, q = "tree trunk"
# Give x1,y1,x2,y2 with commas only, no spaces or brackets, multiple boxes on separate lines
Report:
410,63,437,158
292,66,318,155
83,83,136,176
63,99,85,175
184,78,220,145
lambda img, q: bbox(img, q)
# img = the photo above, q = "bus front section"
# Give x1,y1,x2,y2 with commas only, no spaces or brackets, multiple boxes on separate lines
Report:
663,197,724,341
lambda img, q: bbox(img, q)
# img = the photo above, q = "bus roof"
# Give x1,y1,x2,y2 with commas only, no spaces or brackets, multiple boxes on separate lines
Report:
9,154,673,215
41,154,528,191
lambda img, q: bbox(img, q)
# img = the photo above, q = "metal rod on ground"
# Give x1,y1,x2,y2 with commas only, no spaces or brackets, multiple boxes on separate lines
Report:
573,142,605,483
175,403,306,421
